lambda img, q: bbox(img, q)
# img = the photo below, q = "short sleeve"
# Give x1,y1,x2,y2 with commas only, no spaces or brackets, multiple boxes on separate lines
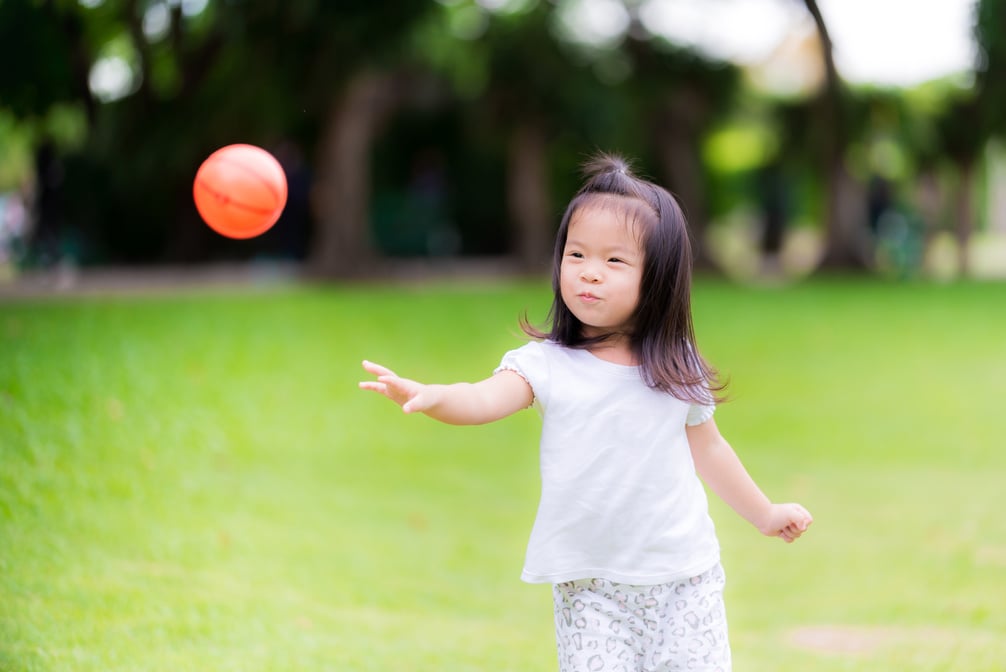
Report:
685,401,715,426
494,341,550,409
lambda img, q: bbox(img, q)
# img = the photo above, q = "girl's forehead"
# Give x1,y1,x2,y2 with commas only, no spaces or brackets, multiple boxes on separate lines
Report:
573,193,653,224
569,202,647,243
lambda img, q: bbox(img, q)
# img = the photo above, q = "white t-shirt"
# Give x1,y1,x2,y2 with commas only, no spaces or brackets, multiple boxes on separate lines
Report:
496,340,719,585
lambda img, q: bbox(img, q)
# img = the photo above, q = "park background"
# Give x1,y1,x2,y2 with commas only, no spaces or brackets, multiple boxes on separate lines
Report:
1,0,1006,282
2,1,1006,671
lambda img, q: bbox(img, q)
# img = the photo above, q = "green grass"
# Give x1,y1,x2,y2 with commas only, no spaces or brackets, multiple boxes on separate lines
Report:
1,277,1004,671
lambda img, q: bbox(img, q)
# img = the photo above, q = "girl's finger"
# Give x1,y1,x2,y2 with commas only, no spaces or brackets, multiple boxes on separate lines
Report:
358,381,388,395
362,360,396,377
379,377,410,397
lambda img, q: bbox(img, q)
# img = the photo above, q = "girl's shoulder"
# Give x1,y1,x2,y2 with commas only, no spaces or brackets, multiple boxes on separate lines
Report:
508,338,562,356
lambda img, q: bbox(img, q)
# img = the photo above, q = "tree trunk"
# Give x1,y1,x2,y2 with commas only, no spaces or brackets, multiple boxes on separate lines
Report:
913,169,943,252
955,160,975,276
820,161,870,268
803,0,870,270
507,121,552,272
655,89,710,266
308,70,398,277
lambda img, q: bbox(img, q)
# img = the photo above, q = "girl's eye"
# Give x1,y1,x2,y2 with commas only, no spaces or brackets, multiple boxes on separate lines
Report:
567,252,584,258
608,258,623,264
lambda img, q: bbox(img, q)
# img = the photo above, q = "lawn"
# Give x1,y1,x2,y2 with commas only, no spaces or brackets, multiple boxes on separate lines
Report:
1,277,1003,671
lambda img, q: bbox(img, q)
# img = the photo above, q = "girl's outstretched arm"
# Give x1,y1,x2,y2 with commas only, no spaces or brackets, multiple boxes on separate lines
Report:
359,360,534,425
686,418,813,543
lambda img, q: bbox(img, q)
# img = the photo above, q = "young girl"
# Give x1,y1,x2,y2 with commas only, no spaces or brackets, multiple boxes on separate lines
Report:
360,154,812,672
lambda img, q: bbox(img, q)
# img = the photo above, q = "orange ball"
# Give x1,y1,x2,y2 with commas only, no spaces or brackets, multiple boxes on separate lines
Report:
193,144,288,239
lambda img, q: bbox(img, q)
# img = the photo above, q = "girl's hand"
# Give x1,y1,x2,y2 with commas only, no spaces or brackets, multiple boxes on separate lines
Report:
760,503,813,543
359,360,531,425
359,360,438,414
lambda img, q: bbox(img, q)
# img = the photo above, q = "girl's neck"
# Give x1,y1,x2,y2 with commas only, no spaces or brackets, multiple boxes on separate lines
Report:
583,332,637,366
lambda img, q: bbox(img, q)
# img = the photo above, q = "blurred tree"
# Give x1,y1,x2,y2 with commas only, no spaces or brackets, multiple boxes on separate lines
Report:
0,0,432,268
928,0,1005,275
476,3,561,271
13,0,994,281
415,1,573,272
933,97,982,274
624,31,740,267
975,0,1006,137
801,0,869,269
0,0,94,123
419,1,742,271
0,0,95,265
302,3,438,276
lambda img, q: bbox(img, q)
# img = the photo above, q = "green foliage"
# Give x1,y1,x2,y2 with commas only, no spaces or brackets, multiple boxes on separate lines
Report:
0,0,82,117
3,0,1005,267
703,122,779,174
925,0,1006,165
975,0,1006,135
1,279,1005,671
0,112,32,191
1,0,437,263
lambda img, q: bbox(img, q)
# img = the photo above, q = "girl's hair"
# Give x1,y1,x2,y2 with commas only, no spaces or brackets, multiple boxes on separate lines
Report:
523,153,725,404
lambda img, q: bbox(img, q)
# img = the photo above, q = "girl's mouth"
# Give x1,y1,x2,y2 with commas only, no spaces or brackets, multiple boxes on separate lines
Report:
579,292,599,303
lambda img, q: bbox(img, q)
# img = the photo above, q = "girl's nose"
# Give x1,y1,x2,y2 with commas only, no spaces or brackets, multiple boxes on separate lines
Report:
580,269,601,283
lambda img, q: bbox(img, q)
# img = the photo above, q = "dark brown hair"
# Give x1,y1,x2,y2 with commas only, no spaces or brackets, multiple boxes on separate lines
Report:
523,153,724,404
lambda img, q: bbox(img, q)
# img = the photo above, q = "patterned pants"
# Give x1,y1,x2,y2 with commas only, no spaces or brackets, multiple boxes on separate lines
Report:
552,564,731,672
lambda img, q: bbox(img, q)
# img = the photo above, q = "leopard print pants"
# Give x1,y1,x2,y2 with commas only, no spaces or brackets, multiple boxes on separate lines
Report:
552,563,730,672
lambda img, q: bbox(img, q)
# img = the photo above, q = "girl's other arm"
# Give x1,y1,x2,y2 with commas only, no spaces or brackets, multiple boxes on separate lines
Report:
687,418,813,543
359,360,533,425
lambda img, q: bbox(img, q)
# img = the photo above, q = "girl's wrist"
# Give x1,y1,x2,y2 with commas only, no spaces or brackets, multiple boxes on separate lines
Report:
750,501,777,536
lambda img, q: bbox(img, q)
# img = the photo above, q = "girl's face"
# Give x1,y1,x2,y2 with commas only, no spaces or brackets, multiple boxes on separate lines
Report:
559,206,644,341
